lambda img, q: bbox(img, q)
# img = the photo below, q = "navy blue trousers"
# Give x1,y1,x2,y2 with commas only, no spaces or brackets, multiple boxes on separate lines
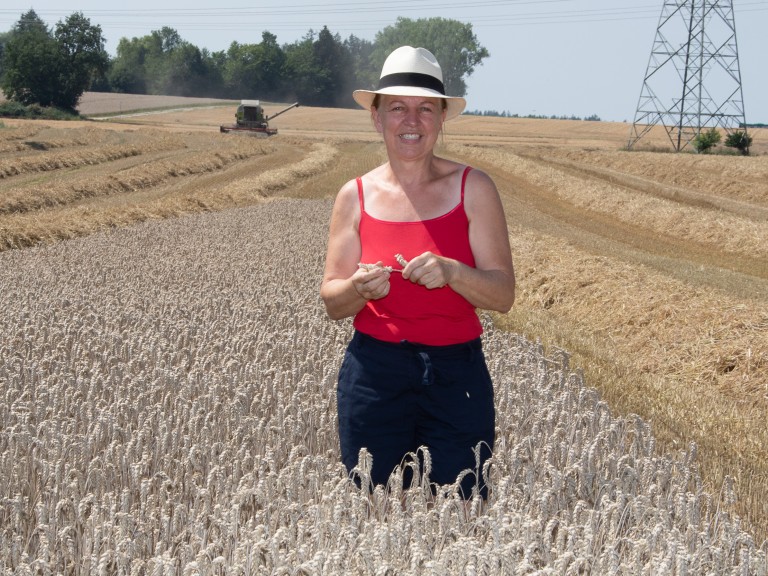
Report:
337,330,495,498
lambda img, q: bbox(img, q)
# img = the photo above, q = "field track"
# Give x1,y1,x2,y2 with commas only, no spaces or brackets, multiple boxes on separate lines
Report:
2,93,768,568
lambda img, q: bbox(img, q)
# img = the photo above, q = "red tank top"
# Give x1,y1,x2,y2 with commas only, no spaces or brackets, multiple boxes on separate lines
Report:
353,166,483,345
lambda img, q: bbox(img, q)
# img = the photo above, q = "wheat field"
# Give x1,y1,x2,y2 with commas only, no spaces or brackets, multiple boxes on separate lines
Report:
1,93,767,573
2,200,765,575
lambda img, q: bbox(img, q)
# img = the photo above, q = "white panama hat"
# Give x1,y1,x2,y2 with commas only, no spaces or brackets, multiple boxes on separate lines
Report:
353,46,466,121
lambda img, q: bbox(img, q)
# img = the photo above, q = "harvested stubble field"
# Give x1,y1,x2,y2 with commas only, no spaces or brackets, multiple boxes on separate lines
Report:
0,92,767,573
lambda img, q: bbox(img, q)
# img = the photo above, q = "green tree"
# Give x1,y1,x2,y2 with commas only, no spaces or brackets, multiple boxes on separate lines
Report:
371,17,489,98
196,48,225,97
283,30,331,106
344,34,376,106
224,32,285,100
54,12,109,109
144,27,182,94
692,127,721,154
108,36,149,94
110,27,179,95
162,42,207,96
258,32,286,100
109,27,224,98
283,27,352,107
207,49,229,86
1,10,63,107
223,41,249,95
724,130,752,155
0,31,10,77
312,26,350,107
1,10,106,110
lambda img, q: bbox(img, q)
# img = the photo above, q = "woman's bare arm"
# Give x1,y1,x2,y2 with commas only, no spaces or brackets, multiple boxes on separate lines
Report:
320,180,391,320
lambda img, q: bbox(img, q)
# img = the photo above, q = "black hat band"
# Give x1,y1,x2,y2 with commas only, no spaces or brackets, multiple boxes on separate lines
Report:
378,72,445,95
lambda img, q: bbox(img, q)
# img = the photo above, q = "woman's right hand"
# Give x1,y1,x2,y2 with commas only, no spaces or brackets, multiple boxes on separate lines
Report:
353,262,391,300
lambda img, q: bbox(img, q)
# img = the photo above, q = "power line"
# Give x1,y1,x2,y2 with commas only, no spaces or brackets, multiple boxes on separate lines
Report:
1,1,747,26
1,1,765,41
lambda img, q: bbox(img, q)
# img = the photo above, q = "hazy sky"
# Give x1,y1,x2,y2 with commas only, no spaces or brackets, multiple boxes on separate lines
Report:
2,0,766,123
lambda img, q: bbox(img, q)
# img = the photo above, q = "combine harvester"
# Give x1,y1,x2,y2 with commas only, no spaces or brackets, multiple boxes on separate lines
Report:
219,100,299,137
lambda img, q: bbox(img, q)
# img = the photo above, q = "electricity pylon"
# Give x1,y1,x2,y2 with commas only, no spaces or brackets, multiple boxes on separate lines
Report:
627,0,747,152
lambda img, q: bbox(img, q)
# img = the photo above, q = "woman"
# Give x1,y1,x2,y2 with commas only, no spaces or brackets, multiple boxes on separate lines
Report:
320,46,515,498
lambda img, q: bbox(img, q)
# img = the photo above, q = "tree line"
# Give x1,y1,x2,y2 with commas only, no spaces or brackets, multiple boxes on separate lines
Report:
0,10,488,113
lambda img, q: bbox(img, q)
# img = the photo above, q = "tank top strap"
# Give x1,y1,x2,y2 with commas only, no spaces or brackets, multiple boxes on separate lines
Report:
356,177,365,211
460,166,472,203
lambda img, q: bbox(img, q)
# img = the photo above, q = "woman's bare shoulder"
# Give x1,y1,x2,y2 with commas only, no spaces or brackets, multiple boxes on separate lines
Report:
464,166,497,193
463,166,503,219
329,178,361,224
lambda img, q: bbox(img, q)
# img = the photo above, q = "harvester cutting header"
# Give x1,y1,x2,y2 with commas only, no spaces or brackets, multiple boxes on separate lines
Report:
220,100,299,136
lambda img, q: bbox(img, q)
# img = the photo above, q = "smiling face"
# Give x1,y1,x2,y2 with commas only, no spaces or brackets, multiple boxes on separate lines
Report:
372,94,447,159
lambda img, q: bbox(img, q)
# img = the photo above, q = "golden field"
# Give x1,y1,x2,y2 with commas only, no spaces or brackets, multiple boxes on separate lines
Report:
1,93,767,573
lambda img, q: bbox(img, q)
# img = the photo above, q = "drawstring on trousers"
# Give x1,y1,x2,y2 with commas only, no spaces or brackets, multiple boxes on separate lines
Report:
400,340,436,386
417,352,434,386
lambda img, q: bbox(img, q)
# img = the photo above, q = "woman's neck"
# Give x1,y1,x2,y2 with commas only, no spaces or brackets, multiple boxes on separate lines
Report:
385,155,442,193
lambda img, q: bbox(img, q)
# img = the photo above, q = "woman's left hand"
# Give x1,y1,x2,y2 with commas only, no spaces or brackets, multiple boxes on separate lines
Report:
401,252,457,290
